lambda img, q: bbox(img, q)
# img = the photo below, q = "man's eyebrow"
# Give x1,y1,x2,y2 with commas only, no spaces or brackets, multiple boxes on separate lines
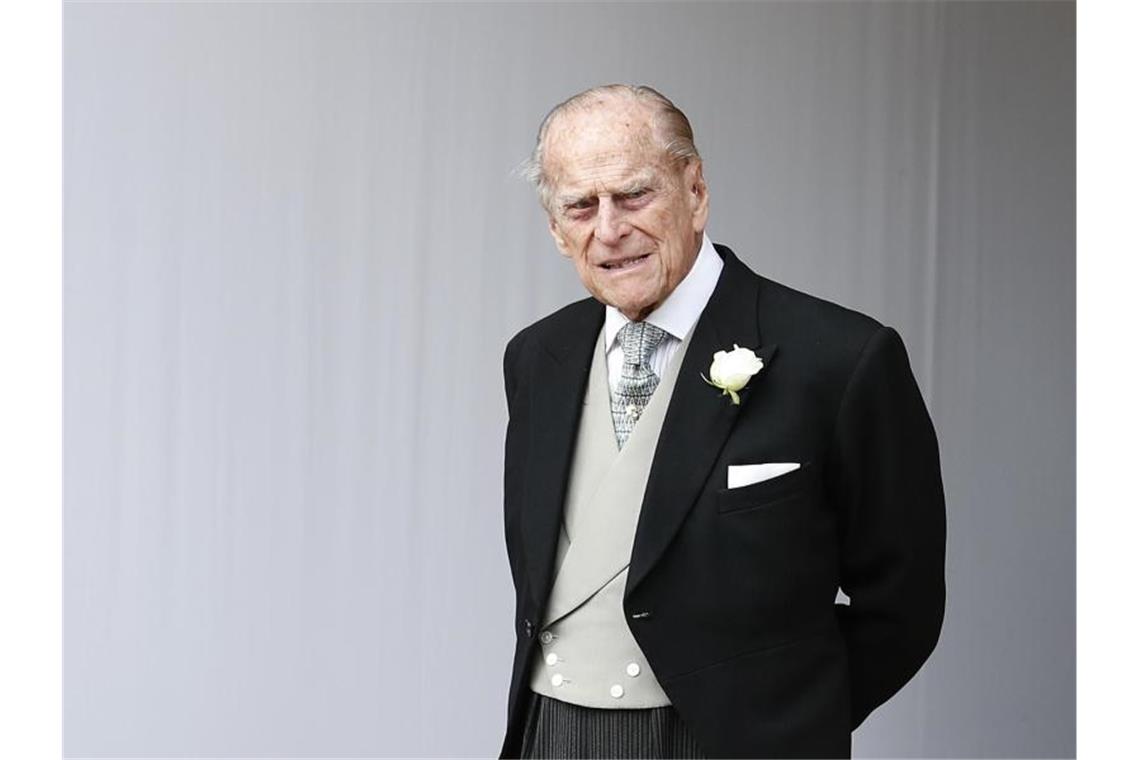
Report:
557,191,595,208
614,177,654,195
558,175,658,207
624,170,662,189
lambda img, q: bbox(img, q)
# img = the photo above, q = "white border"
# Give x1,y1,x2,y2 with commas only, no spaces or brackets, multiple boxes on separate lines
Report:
0,0,62,759
1078,0,1139,757
1,0,1118,757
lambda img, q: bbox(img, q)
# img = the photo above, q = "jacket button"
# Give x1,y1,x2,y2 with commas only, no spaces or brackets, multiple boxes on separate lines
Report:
523,619,534,638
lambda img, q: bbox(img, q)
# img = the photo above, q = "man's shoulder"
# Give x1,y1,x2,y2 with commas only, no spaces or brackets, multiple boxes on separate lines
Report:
719,245,883,355
743,267,901,402
503,296,601,368
755,273,882,345
718,248,898,395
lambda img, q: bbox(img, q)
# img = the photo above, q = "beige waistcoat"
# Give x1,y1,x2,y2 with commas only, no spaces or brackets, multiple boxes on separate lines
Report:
528,326,693,708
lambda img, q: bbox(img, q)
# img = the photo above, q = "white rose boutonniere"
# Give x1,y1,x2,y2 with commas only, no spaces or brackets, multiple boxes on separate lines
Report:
702,344,764,405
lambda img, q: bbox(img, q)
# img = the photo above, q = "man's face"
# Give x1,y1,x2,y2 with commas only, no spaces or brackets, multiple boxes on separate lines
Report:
543,100,709,322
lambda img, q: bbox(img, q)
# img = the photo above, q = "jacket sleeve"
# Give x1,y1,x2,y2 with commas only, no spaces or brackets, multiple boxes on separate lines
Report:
827,325,947,729
502,331,528,594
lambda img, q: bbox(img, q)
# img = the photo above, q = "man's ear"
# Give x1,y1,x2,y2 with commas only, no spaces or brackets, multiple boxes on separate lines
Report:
687,160,710,232
548,216,572,257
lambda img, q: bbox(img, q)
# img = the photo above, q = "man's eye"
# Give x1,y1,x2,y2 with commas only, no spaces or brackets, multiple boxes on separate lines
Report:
564,200,595,216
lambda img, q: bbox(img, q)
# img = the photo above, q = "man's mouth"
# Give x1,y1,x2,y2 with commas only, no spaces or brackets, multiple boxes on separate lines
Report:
600,253,652,271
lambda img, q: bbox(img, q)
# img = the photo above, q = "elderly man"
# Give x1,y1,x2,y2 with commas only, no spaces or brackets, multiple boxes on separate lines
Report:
499,84,945,759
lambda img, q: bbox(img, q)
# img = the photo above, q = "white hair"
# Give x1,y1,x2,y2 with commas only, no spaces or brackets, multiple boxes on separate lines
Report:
516,84,701,213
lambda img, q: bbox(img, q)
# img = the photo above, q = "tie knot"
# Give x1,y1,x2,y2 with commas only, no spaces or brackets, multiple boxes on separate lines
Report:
618,321,668,369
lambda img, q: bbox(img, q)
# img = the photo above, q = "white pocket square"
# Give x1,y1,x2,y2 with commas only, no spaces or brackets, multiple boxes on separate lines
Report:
727,462,801,489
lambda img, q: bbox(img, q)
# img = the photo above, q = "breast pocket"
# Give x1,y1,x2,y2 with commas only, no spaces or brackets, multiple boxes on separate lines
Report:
716,461,818,514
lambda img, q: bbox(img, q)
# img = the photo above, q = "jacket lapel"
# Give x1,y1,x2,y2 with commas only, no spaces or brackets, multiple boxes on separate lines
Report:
627,247,776,596
520,300,604,613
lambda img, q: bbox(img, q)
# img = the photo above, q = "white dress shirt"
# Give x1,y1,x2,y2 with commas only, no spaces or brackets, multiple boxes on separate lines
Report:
603,232,724,396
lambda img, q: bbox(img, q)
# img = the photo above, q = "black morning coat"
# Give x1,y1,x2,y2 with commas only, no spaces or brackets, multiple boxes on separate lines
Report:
499,245,946,759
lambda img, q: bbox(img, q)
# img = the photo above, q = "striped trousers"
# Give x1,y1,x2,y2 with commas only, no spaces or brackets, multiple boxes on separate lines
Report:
519,690,706,759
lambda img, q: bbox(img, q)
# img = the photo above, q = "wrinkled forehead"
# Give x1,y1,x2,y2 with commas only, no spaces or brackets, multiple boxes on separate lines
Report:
543,100,674,189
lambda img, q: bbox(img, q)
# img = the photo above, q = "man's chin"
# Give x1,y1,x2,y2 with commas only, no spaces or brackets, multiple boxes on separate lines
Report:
592,285,658,321
610,300,656,322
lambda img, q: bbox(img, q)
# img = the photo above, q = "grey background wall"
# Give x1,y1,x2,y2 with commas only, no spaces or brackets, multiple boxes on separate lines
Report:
64,1,1074,757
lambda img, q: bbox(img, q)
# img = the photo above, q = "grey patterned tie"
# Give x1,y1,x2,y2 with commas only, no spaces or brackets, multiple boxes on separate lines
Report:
611,321,669,449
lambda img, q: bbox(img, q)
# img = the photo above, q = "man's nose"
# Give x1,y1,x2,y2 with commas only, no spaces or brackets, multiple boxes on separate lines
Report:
594,197,630,245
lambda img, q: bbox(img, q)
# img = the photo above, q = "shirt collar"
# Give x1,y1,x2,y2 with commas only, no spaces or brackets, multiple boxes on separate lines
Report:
604,231,724,352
